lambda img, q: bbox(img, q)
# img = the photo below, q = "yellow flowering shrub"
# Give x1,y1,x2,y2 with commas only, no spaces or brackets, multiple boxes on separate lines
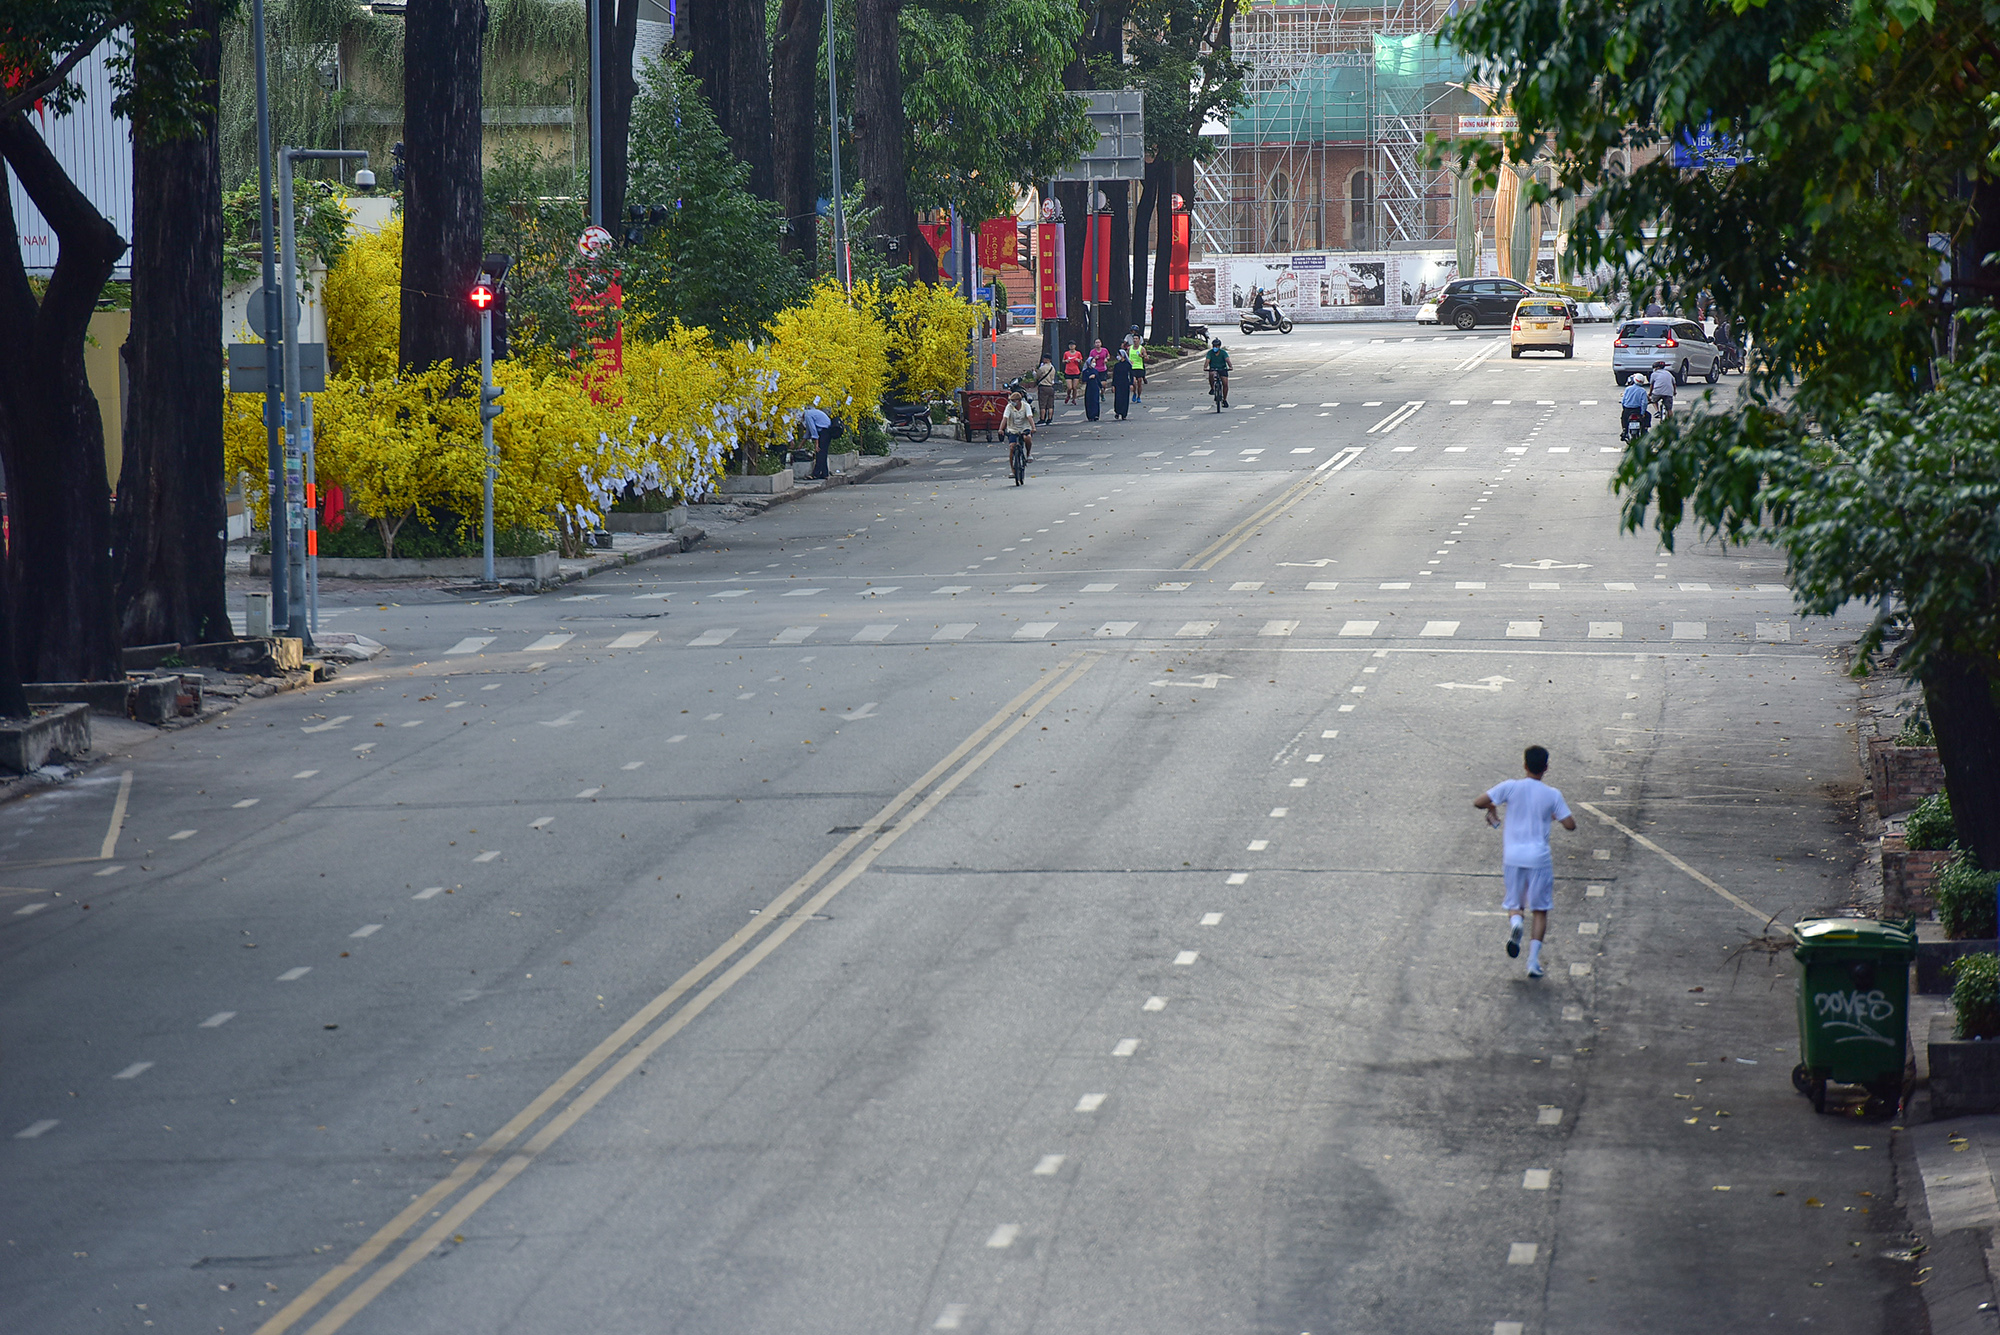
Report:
767,279,890,430
322,217,402,380
883,281,981,403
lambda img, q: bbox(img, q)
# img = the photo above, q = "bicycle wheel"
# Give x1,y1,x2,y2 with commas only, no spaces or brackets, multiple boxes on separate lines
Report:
1010,442,1026,485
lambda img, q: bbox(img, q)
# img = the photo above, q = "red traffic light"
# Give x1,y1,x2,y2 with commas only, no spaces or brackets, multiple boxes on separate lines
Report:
469,282,495,310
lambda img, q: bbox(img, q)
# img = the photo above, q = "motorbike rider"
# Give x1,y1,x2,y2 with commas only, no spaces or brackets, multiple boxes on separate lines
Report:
1647,360,1677,419
1205,337,1232,406
1251,285,1279,329
1619,374,1650,439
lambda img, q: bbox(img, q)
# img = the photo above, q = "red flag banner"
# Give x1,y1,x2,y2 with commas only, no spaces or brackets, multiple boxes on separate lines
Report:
977,218,1016,271
1169,212,1191,293
1036,223,1065,319
1088,213,1112,302
918,222,949,259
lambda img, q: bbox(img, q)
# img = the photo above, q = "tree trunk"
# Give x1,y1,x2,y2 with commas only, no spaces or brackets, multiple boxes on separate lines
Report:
401,0,485,373
726,0,774,200
684,0,731,137
1058,180,1089,356
771,0,822,270
1131,164,1158,341
600,0,641,233
1150,157,1176,344
853,0,915,270
1922,650,2000,872
1105,180,1130,342
116,0,232,650
0,113,125,684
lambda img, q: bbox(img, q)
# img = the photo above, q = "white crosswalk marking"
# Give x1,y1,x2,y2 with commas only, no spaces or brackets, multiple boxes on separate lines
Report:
444,637,494,655
1176,621,1217,637
1096,622,1137,638
1588,622,1624,639
932,624,975,641
1679,582,1711,591
1603,582,1636,591
1008,583,1047,593
1338,620,1378,637
1259,620,1298,637
1673,622,1707,639
772,626,818,644
607,631,658,649
524,633,573,652
853,624,896,642
1014,622,1058,639
1507,621,1542,638
1757,621,1791,642
783,588,825,596
688,629,738,646
1420,621,1459,637
1231,581,1263,592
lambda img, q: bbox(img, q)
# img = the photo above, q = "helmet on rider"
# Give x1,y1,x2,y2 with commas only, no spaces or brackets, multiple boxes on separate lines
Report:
1628,373,1647,386
1210,337,1222,348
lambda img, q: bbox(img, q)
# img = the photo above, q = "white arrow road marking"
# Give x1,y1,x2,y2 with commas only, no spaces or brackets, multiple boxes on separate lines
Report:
301,715,352,733
1152,673,1233,689
1436,676,1515,692
538,710,583,727
1499,559,1592,570
1276,559,1338,567
840,702,880,720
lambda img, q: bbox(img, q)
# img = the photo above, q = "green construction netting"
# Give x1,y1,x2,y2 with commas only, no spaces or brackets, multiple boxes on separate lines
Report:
1228,37,1462,143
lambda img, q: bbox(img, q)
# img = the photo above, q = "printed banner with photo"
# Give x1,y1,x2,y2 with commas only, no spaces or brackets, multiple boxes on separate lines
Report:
1181,251,1462,324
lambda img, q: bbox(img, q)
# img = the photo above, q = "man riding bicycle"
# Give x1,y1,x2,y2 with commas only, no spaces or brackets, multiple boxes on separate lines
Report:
1205,338,1232,407
1647,359,1677,419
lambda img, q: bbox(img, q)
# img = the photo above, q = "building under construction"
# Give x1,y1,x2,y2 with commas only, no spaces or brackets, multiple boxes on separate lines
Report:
1194,0,1478,259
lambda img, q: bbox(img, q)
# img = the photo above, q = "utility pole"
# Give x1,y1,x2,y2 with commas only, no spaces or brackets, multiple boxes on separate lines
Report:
588,0,603,228
824,0,849,291
250,0,287,632
278,146,371,646
472,255,511,583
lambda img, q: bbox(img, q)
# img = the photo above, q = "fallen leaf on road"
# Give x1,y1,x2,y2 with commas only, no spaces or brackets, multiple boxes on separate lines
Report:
1806,1198,1824,1208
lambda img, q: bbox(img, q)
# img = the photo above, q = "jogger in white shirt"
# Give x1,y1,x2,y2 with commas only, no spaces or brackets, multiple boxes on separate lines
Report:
1472,745,1578,978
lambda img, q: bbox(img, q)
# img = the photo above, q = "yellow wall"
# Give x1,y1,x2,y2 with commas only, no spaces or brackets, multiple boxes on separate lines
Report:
84,308,129,486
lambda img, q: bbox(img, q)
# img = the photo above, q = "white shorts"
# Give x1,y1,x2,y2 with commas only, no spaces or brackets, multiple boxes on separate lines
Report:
1503,864,1555,912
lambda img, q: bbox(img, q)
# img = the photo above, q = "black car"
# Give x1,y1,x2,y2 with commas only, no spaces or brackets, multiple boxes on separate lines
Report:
1435,278,1537,330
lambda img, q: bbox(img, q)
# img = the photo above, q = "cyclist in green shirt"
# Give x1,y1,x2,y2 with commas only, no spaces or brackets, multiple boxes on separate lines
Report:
1204,338,1231,407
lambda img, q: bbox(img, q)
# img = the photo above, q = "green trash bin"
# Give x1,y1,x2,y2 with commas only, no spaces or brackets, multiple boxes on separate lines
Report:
1790,917,1916,1117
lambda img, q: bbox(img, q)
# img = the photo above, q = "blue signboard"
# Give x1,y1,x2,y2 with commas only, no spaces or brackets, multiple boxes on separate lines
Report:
1672,119,1751,169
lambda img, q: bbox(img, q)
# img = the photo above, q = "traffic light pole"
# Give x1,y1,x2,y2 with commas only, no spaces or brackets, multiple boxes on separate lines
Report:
480,303,496,584
249,0,287,633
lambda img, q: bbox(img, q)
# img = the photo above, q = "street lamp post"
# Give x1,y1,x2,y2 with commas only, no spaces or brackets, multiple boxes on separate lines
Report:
249,0,287,632
277,147,371,645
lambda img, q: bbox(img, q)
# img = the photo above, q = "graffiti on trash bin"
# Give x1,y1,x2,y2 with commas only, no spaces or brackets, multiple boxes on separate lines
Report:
1813,988,1898,1046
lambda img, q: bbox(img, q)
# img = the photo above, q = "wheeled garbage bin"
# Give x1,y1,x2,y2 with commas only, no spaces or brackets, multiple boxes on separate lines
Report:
1790,917,1916,1117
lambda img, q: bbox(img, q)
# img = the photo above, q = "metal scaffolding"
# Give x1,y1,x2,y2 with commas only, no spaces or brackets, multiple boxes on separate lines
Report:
1195,0,1461,256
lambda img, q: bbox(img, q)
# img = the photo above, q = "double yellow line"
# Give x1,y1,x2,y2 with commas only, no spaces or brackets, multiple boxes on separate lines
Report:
1180,446,1363,571
260,650,1104,1335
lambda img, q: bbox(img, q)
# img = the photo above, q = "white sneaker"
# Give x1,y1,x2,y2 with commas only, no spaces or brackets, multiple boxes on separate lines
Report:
1527,959,1545,979
1506,923,1523,958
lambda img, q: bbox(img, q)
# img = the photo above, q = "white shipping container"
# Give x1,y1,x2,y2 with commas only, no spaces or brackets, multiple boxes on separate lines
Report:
8,37,134,279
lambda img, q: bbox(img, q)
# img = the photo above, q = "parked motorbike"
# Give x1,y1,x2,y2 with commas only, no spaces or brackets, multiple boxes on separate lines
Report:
1241,306,1294,335
885,403,933,443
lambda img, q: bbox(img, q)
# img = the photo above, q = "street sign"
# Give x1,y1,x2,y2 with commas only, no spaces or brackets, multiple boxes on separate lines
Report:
1051,90,1145,182
1458,114,1519,135
577,225,614,257
229,342,325,393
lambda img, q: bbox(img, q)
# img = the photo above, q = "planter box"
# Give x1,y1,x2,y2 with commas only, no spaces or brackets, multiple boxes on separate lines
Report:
0,702,91,775
1869,737,1945,816
251,551,559,582
604,507,688,533
24,677,180,725
180,637,306,676
719,470,793,495
1918,938,1997,995
1882,832,1953,918
1930,1013,2000,1117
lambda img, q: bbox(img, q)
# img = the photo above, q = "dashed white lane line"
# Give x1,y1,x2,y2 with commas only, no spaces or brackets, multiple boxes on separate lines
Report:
1075,1093,1107,1112
1112,1039,1140,1057
95,865,125,876
1508,1243,1539,1264
13,1120,58,1139
1507,621,1542,638
783,587,825,597
985,1224,1021,1248
169,829,197,840
14,903,47,916
1678,581,1712,591
1589,622,1624,639
1523,1169,1552,1190
1288,777,1309,787
1259,619,1299,637
1537,1106,1564,1125
934,1304,969,1329
1571,962,1593,976
349,924,383,938
772,626,820,645
200,1012,236,1028
529,816,555,829
112,1061,154,1080
1269,807,1288,817
444,637,495,655
1563,1005,1585,1021
1578,922,1601,935
1321,730,1338,738
711,590,750,599
932,624,976,642
524,633,573,652
1673,621,1707,639
1176,621,1217,637
1096,622,1137,638
689,629,738,646
473,850,501,863
1226,873,1249,885
1201,912,1224,925
1587,883,1607,897
1156,581,1191,592
576,786,603,798
1083,582,1118,592
1307,580,1338,590
294,770,319,779
1143,996,1167,1011
1014,622,1058,639
414,887,446,900
608,630,658,649
935,585,971,595
277,967,312,981
1420,621,1459,637
1174,950,1200,965
1033,1154,1066,1175
1007,583,1047,593
667,734,687,743
853,624,896,642
233,798,260,809
1231,580,1264,592
1339,620,1378,637
1496,1323,1526,1335
1757,621,1791,642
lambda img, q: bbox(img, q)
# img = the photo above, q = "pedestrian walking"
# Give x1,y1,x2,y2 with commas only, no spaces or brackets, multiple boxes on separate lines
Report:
1083,340,1108,421
1111,338,1133,420
1033,353,1058,424
1063,344,1082,403
800,404,834,479
1128,339,1145,404
1472,745,1577,979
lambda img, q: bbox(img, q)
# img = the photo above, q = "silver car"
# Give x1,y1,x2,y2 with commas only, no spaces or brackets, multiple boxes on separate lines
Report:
1612,318,1721,387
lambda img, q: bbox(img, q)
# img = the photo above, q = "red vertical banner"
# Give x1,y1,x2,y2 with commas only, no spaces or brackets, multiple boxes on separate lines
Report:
977,218,1016,271
1089,213,1112,302
1036,223,1065,319
1169,212,1190,293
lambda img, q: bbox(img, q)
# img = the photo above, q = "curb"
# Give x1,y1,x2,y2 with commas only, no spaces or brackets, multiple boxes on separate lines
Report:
720,455,908,514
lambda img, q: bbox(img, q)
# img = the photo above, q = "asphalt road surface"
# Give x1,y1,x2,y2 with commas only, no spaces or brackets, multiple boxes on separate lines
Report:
1,324,1927,1334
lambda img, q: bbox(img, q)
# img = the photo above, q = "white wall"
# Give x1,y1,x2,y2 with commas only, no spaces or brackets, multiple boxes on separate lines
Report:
8,37,134,279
